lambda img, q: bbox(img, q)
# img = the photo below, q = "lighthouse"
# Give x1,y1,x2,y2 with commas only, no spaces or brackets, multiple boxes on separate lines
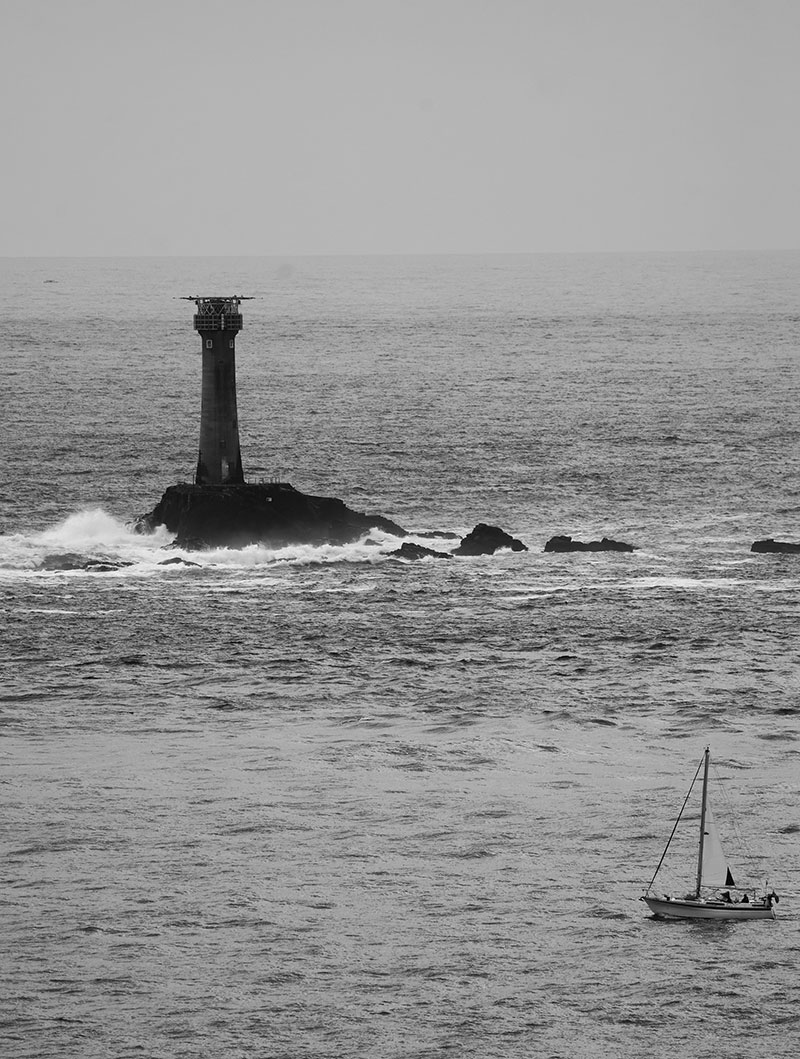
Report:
187,295,249,485
135,294,410,548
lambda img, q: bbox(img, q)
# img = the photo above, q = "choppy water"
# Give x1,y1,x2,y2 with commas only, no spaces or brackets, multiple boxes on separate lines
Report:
2,253,800,1058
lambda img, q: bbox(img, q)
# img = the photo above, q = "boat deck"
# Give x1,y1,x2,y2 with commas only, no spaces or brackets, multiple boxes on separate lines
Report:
643,895,775,921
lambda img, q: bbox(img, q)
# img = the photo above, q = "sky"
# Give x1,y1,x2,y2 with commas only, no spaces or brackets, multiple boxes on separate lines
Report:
2,0,799,255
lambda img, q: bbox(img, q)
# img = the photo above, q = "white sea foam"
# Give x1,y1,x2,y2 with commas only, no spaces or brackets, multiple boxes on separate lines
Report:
0,508,174,573
196,540,391,567
0,507,412,574
37,508,172,551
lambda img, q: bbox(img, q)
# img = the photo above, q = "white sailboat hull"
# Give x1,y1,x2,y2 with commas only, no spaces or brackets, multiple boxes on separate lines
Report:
643,896,775,921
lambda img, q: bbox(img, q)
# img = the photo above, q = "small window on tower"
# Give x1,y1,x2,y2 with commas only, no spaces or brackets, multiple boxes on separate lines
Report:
206,339,213,349
229,340,234,348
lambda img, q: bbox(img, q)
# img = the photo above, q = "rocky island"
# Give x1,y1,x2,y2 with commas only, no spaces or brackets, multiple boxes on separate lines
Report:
135,482,528,556
136,482,406,549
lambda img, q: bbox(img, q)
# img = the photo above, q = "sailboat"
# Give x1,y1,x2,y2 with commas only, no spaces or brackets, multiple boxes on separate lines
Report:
642,747,778,921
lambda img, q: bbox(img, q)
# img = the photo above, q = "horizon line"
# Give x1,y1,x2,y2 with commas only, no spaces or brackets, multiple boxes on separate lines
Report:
2,247,800,260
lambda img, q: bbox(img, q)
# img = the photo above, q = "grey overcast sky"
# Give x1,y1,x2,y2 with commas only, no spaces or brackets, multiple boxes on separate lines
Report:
1,0,798,255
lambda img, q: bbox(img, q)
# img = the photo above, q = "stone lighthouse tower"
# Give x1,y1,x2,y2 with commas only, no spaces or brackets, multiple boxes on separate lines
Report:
188,295,249,485
134,295,409,549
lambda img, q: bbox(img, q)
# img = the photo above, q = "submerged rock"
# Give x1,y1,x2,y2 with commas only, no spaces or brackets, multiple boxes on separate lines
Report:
82,560,134,573
452,523,528,556
39,552,87,571
544,535,636,553
135,482,407,549
39,552,134,572
415,530,460,540
388,541,452,561
751,538,800,554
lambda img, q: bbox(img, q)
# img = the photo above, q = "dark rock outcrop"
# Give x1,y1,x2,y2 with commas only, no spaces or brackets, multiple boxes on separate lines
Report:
544,535,636,553
388,542,452,561
39,552,89,571
452,523,528,556
751,538,800,554
135,482,407,549
39,553,134,572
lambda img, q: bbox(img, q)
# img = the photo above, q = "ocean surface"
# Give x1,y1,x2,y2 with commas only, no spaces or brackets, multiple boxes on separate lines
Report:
2,252,800,1058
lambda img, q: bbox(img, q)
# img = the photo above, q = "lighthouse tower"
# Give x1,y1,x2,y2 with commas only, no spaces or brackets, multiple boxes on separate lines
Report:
187,296,249,486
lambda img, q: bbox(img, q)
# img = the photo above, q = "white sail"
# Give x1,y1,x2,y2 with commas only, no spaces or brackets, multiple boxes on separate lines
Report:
701,799,735,888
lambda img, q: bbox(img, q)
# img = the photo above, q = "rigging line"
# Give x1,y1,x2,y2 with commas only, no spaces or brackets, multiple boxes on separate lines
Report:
644,752,705,894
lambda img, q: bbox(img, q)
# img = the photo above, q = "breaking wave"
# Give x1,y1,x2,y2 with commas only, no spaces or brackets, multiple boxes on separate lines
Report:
0,507,412,575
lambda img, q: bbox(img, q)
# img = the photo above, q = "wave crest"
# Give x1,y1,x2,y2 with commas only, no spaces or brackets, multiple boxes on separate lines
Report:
0,509,411,574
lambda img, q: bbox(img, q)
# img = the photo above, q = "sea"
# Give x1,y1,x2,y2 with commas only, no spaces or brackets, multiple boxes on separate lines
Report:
2,252,800,1059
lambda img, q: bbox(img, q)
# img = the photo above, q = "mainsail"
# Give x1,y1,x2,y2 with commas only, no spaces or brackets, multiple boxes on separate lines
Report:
701,800,735,888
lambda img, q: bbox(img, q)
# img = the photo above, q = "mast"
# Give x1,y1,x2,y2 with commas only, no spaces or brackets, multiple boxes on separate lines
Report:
695,746,710,898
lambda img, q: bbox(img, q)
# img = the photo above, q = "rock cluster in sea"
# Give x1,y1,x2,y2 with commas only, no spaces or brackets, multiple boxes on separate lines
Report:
133,482,799,560
135,483,527,557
